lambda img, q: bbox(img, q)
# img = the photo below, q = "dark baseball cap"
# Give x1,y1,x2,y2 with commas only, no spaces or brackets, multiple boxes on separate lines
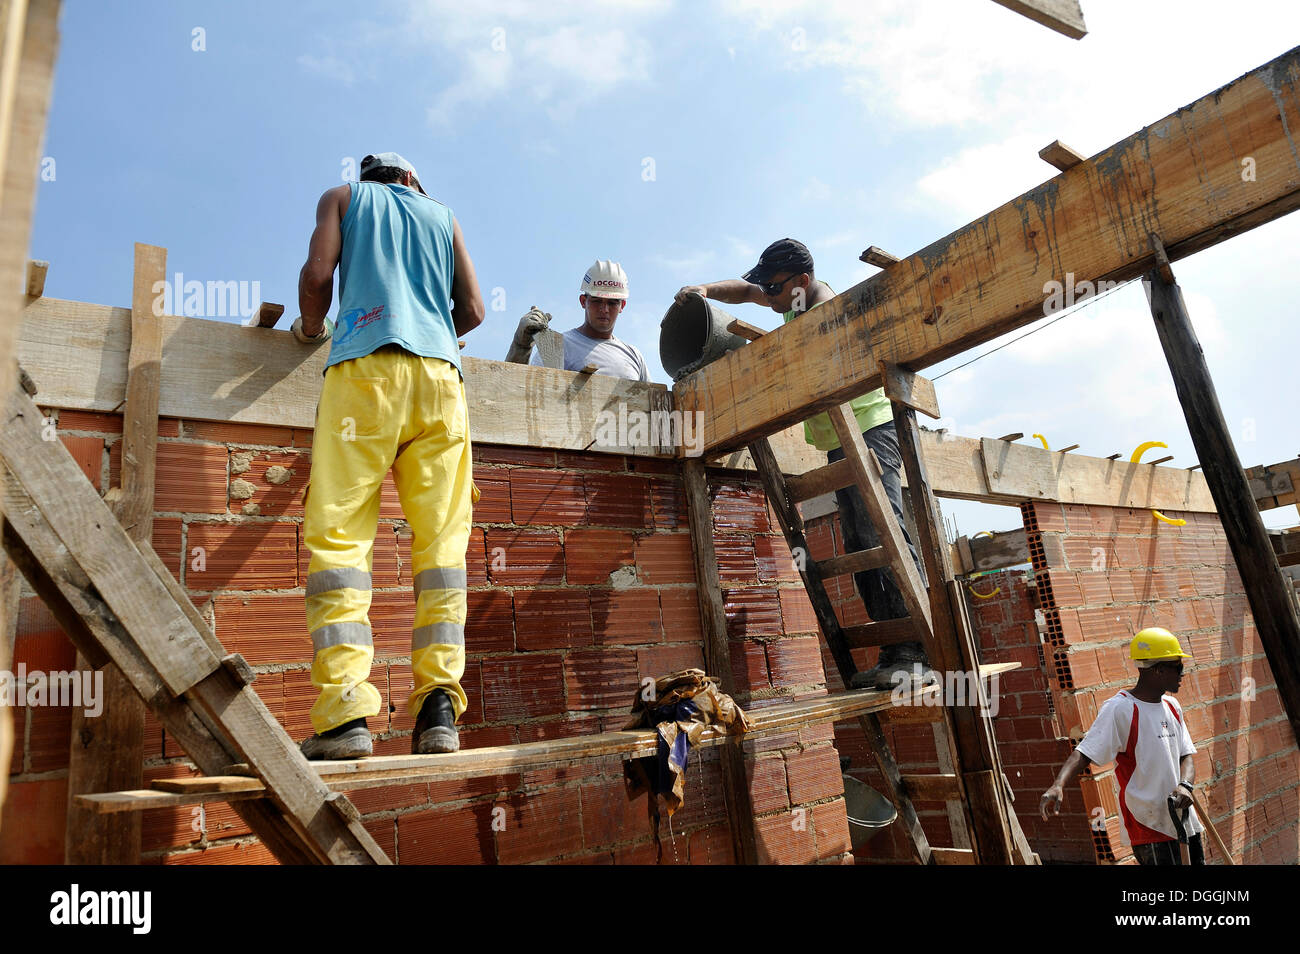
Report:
742,238,815,283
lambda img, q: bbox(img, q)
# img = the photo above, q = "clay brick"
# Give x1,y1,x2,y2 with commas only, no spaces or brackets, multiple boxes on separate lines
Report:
379,472,404,519
565,529,635,584
715,533,757,582
584,473,653,528
474,445,556,467
427,726,522,800
213,594,309,665
471,468,512,523
151,517,184,582
58,435,103,489
748,755,789,813
813,798,853,859
658,588,704,644
637,642,707,682
1076,571,1112,606
590,589,663,645
767,636,824,688
628,456,679,476
481,655,565,721
688,824,735,864
514,589,593,650
581,778,645,848
786,746,845,805
161,839,279,865
186,521,298,590
56,409,124,434
724,587,783,639
754,810,817,864
484,529,564,584
779,588,820,635
13,596,77,671
26,701,72,773
466,526,487,586
1029,502,1068,532
755,535,801,582
496,787,583,864
466,590,515,654
398,803,497,864
110,440,230,513
510,468,588,525
710,480,770,533
635,533,696,584
365,589,417,658
1045,569,1083,608
564,649,638,710
232,449,308,517
730,640,770,692
184,420,295,446
649,477,687,529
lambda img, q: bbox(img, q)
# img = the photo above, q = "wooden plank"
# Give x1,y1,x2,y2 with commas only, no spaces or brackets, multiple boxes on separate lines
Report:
1246,458,1299,510
682,458,757,865
814,546,891,579
1146,270,1300,746
152,775,264,795
1038,139,1085,172
77,787,265,814
725,318,767,341
675,48,1300,455
989,0,1087,38
67,243,166,863
23,256,44,296
785,458,853,503
902,773,962,801
859,246,900,268
879,362,940,420
954,529,1030,574
930,846,977,865
251,301,283,328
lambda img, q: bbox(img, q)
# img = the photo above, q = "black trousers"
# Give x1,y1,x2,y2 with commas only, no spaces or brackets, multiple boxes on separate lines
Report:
1133,834,1205,865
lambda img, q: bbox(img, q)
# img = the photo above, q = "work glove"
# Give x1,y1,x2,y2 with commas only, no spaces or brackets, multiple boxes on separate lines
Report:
505,306,551,362
292,316,331,344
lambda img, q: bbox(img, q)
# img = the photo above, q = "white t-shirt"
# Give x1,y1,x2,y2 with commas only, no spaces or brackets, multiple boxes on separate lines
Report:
1077,690,1203,844
530,326,650,382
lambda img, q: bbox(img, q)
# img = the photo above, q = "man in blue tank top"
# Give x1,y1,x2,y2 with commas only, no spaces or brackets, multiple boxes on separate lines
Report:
294,152,485,759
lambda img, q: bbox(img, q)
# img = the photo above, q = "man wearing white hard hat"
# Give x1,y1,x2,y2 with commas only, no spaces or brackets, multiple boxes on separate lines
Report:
1040,627,1205,864
505,260,650,382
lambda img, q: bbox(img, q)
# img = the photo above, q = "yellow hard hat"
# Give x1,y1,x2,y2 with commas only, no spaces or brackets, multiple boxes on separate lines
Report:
1129,627,1191,661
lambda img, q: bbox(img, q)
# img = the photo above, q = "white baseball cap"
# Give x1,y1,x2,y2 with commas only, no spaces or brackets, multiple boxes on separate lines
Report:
361,152,421,183
580,259,629,300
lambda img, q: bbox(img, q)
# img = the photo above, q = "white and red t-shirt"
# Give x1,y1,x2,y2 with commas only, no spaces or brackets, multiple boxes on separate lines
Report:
1077,690,1203,845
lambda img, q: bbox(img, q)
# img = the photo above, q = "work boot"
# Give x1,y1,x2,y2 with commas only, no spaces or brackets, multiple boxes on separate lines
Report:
413,688,459,754
300,717,372,760
849,642,936,691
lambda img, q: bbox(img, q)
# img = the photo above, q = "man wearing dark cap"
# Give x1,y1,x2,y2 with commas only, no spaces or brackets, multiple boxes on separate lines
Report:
292,152,485,760
676,239,931,689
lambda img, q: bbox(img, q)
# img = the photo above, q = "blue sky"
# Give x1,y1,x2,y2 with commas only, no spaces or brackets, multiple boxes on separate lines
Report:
29,0,1300,535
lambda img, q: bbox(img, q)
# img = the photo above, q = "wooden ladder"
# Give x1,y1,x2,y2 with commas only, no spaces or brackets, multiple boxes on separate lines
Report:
745,361,1035,865
0,381,389,864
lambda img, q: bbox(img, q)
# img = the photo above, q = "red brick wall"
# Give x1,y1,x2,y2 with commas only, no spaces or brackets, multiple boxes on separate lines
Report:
1021,500,1300,865
805,498,1300,866
1,409,851,865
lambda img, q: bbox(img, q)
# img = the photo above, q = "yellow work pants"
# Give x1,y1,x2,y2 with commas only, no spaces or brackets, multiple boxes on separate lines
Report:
303,347,474,734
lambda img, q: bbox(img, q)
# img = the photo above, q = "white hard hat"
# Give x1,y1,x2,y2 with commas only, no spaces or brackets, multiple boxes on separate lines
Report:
580,260,629,299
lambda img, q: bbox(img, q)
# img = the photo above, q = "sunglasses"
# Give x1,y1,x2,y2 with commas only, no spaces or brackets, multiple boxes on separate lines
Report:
758,274,800,297
1154,661,1185,674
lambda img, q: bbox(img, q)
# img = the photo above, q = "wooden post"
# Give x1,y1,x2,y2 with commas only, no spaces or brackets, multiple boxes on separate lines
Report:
0,0,59,833
682,458,758,864
65,243,165,864
1145,262,1300,745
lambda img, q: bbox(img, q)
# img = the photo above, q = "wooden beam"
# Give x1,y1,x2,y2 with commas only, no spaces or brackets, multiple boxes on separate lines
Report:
1247,457,1300,511
1038,140,1085,172
952,528,1030,574
1145,268,1300,750
682,458,757,864
990,0,1087,38
0,0,58,835
250,301,283,328
879,362,940,420
859,246,900,268
725,318,767,342
66,243,166,864
23,257,44,296
674,48,1300,455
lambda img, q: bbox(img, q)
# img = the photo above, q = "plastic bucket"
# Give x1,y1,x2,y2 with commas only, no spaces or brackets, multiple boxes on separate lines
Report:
842,774,898,850
659,292,750,381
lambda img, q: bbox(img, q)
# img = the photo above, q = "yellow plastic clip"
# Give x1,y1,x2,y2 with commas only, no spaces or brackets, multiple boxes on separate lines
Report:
1032,433,1050,451
968,579,1002,599
1131,442,1187,527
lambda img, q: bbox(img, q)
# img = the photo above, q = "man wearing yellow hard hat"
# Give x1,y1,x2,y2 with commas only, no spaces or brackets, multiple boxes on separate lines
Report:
1039,628,1205,864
